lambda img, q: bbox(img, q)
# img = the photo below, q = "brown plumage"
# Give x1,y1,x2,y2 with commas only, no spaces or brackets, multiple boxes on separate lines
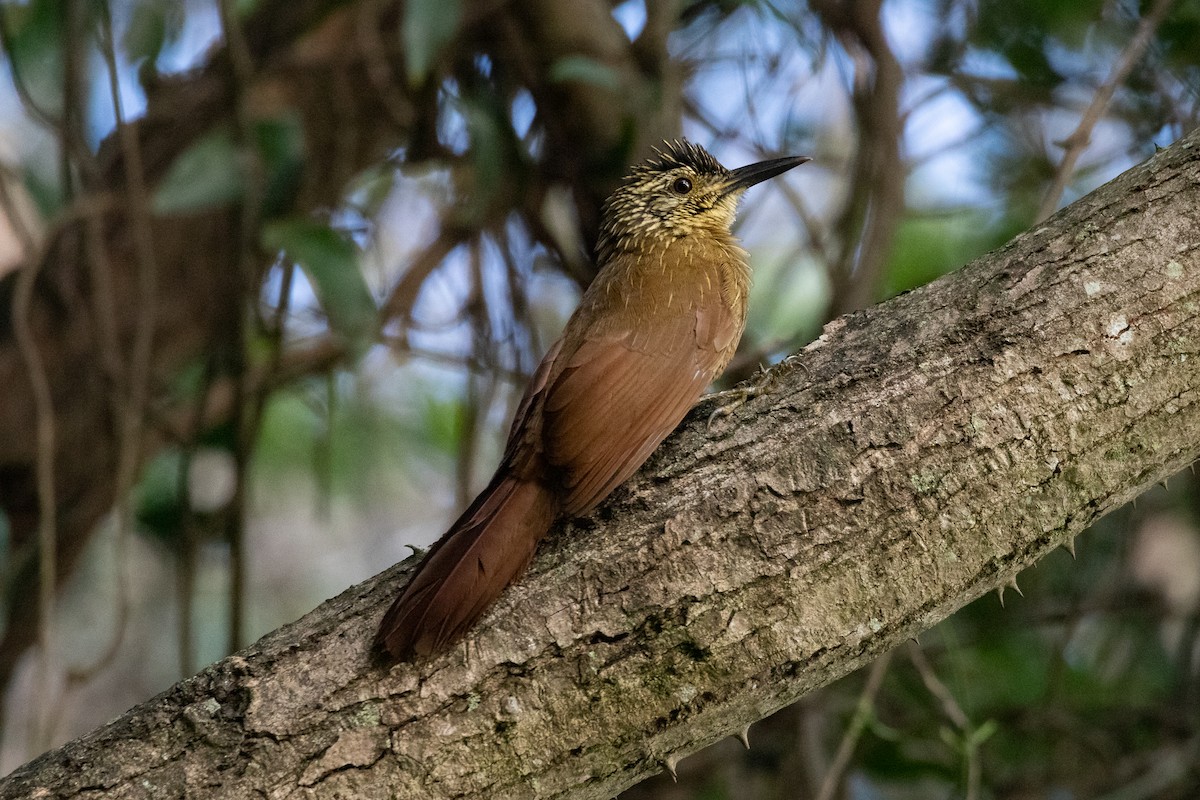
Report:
377,140,809,661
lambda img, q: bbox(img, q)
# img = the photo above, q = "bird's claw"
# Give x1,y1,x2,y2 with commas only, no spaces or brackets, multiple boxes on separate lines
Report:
706,367,777,431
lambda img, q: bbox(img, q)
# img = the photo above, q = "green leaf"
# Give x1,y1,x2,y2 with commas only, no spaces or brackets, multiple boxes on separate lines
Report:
135,449,184,547
882,212,993,299
261,219,376,348
151,116,304,217
254,114,305,217
23,164,64,218
460,97,508,218
549,55,621,90
403,0,461,85
349,165,400,218
4,0,68,117
122,1,183,67
152,129,242,215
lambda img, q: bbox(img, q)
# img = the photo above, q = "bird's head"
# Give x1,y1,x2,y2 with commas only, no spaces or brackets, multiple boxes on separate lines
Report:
596,139,808,262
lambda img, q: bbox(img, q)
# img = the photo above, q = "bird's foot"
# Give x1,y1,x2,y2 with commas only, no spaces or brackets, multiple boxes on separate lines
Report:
405,543,428,558
706,367,778,431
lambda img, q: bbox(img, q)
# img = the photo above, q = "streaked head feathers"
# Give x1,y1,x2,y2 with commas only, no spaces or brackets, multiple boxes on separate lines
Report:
597,140,741,261
634,140,728,178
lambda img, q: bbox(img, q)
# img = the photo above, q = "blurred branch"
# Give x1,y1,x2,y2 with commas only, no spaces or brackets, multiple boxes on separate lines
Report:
1093,738,1199,800
813,0,905,318
906,641,969,730
215,0,264,656
5,124,1200,798
59,0,161,694
0,1,94,200
458,238,488,508
8,221,57,756
385,340,529,385
381,232,464,331
353,1,411,130
155,338,348,444
907,642,992,798
495,226,541,375
815,651,893,800
59,0,92,194
1035,0,1175,223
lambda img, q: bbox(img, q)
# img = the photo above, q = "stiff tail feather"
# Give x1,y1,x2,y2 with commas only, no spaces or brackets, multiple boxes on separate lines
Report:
376,473,557,661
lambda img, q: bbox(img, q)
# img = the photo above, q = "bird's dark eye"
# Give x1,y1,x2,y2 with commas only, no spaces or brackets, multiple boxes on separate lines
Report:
672,177,693,194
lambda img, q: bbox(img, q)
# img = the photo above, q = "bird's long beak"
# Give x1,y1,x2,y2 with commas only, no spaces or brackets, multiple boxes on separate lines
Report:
722,155,811,195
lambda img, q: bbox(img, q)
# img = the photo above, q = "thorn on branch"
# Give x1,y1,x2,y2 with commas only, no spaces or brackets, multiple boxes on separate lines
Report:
736,725,751,750
1061,536,1076,559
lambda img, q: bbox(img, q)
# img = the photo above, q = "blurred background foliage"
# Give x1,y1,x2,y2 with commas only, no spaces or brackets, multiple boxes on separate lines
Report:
0,0,1198,796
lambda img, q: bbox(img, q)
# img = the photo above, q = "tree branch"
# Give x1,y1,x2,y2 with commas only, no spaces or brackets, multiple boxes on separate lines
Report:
1034,0,1175,223
813,0,906,317
2,122,1198,798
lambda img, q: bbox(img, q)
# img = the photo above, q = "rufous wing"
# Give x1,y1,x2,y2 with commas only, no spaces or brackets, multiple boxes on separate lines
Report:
542,301,739,515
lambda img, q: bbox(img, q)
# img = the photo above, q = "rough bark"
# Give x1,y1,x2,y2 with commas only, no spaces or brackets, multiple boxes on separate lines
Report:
2,124,1199,800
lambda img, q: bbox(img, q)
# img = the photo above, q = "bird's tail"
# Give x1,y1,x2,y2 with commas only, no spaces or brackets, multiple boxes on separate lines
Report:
376,472,558,661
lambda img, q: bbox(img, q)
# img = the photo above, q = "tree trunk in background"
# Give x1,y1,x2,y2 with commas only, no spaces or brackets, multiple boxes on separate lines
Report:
1,126,1197,800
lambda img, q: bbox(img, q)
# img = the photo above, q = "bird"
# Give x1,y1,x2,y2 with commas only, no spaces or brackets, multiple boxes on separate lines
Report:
377,140,809,662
